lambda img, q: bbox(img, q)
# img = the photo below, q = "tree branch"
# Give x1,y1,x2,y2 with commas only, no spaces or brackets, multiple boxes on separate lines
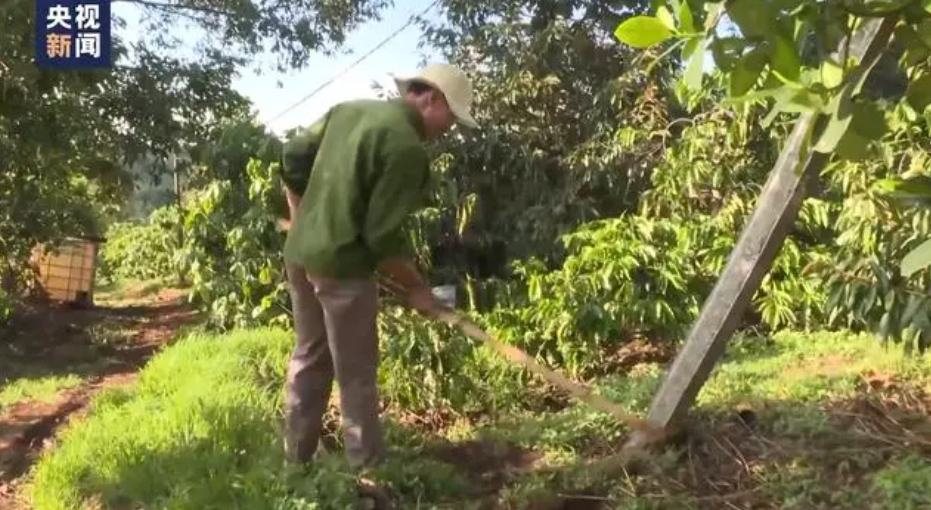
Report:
112,0,231,18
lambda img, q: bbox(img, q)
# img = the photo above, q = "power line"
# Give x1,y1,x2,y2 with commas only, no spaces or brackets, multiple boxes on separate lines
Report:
267,0,440,125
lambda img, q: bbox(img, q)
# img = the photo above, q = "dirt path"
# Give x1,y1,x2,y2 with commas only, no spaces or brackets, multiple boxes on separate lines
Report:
0,286,200,508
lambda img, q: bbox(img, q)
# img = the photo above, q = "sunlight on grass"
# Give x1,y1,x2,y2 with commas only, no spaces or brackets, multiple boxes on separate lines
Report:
697,330,931,406
26,327,471,510
0,374,83,411
27,328,294,510
94,278,163,299
94,278,187,307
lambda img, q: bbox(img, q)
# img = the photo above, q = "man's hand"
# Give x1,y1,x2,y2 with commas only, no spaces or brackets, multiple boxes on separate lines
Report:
278,186,301,232
405,285,447,318
285,186,301,215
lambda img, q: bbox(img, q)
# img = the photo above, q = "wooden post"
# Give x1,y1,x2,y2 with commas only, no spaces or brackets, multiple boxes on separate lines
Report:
624,17,898,450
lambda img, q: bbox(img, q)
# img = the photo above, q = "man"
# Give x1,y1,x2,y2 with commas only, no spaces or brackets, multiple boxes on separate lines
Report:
276,63,478,501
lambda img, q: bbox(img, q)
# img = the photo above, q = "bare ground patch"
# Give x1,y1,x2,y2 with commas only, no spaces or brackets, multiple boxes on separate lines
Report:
0,287,200,508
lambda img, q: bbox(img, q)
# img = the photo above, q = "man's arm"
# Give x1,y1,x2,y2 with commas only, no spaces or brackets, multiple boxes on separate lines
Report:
279,112,329,199
284,185,301,222
363,140,434,300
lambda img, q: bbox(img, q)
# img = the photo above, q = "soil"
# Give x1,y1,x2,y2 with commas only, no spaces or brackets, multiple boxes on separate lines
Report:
419,437,611,510
409,365,931,510
424,438,542,489
609,338,678,372
0,287,200,509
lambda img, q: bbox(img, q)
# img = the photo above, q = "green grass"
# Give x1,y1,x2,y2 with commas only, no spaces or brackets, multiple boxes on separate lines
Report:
0,277,193,412
94,278,162,298
24,327,931,509
0,374,83,411
94,278,185,306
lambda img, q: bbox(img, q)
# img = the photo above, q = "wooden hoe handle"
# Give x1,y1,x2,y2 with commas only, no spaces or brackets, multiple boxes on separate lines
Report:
432,307,653,429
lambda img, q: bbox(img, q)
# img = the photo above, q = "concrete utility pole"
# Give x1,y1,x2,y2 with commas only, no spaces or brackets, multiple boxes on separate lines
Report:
624,17,898,450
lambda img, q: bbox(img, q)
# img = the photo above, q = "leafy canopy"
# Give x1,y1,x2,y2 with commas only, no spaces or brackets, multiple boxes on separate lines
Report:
615,0,931,295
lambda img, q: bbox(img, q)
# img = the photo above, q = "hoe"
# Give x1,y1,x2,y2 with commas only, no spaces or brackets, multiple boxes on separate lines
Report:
277,219,680,509
277,218,678,458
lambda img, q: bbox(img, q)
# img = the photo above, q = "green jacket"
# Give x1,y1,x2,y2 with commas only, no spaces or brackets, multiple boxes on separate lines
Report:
279,99,430,278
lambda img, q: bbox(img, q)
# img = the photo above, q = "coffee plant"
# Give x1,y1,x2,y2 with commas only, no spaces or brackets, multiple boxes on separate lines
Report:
99,207,183,285
615,0,931,348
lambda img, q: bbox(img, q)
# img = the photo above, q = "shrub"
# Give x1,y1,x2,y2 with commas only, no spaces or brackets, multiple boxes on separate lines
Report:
98,206,182,284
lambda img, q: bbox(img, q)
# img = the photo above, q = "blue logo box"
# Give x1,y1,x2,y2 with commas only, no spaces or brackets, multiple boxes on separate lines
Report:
35,0,112,69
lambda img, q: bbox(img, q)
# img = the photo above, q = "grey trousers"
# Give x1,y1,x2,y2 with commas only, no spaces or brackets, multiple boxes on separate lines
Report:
283,263,384,469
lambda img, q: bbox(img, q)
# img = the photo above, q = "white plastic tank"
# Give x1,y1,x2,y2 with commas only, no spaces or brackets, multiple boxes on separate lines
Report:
431,285,456,309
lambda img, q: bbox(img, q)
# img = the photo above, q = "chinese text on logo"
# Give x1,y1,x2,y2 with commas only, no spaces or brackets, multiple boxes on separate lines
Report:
36,1,112,69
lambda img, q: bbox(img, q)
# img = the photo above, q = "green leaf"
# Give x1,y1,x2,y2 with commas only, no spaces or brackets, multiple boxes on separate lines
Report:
796,68,821,88
924,0,931,13
879,175,931,208
846,285,861,309
258,266,272,285
729,45,769,97
826,287,843,313
726,0,773,39
678,0,695,33
906,74,931,112
763,88,827,126
614,16,675,48
682,35,699,59
916,19,931,50
894,176,931,197
786,89,827,111
853,0,913,15
770,33,801,82
835,130,874,161
902,295,925,325
879,311,892,338
820,58,844,89
902,238,931,277
710,37,747,72
857,285,878,317
814,94,855,154
872,261,891,289
813,35,885,154
849,99,887,140
895,23,931,67
657,6,677,32
683,38,706,90
704,2,725,31
721,87,782,107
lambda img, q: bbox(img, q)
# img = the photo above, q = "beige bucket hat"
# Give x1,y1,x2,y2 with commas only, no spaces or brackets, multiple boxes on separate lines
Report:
393,63,478,128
